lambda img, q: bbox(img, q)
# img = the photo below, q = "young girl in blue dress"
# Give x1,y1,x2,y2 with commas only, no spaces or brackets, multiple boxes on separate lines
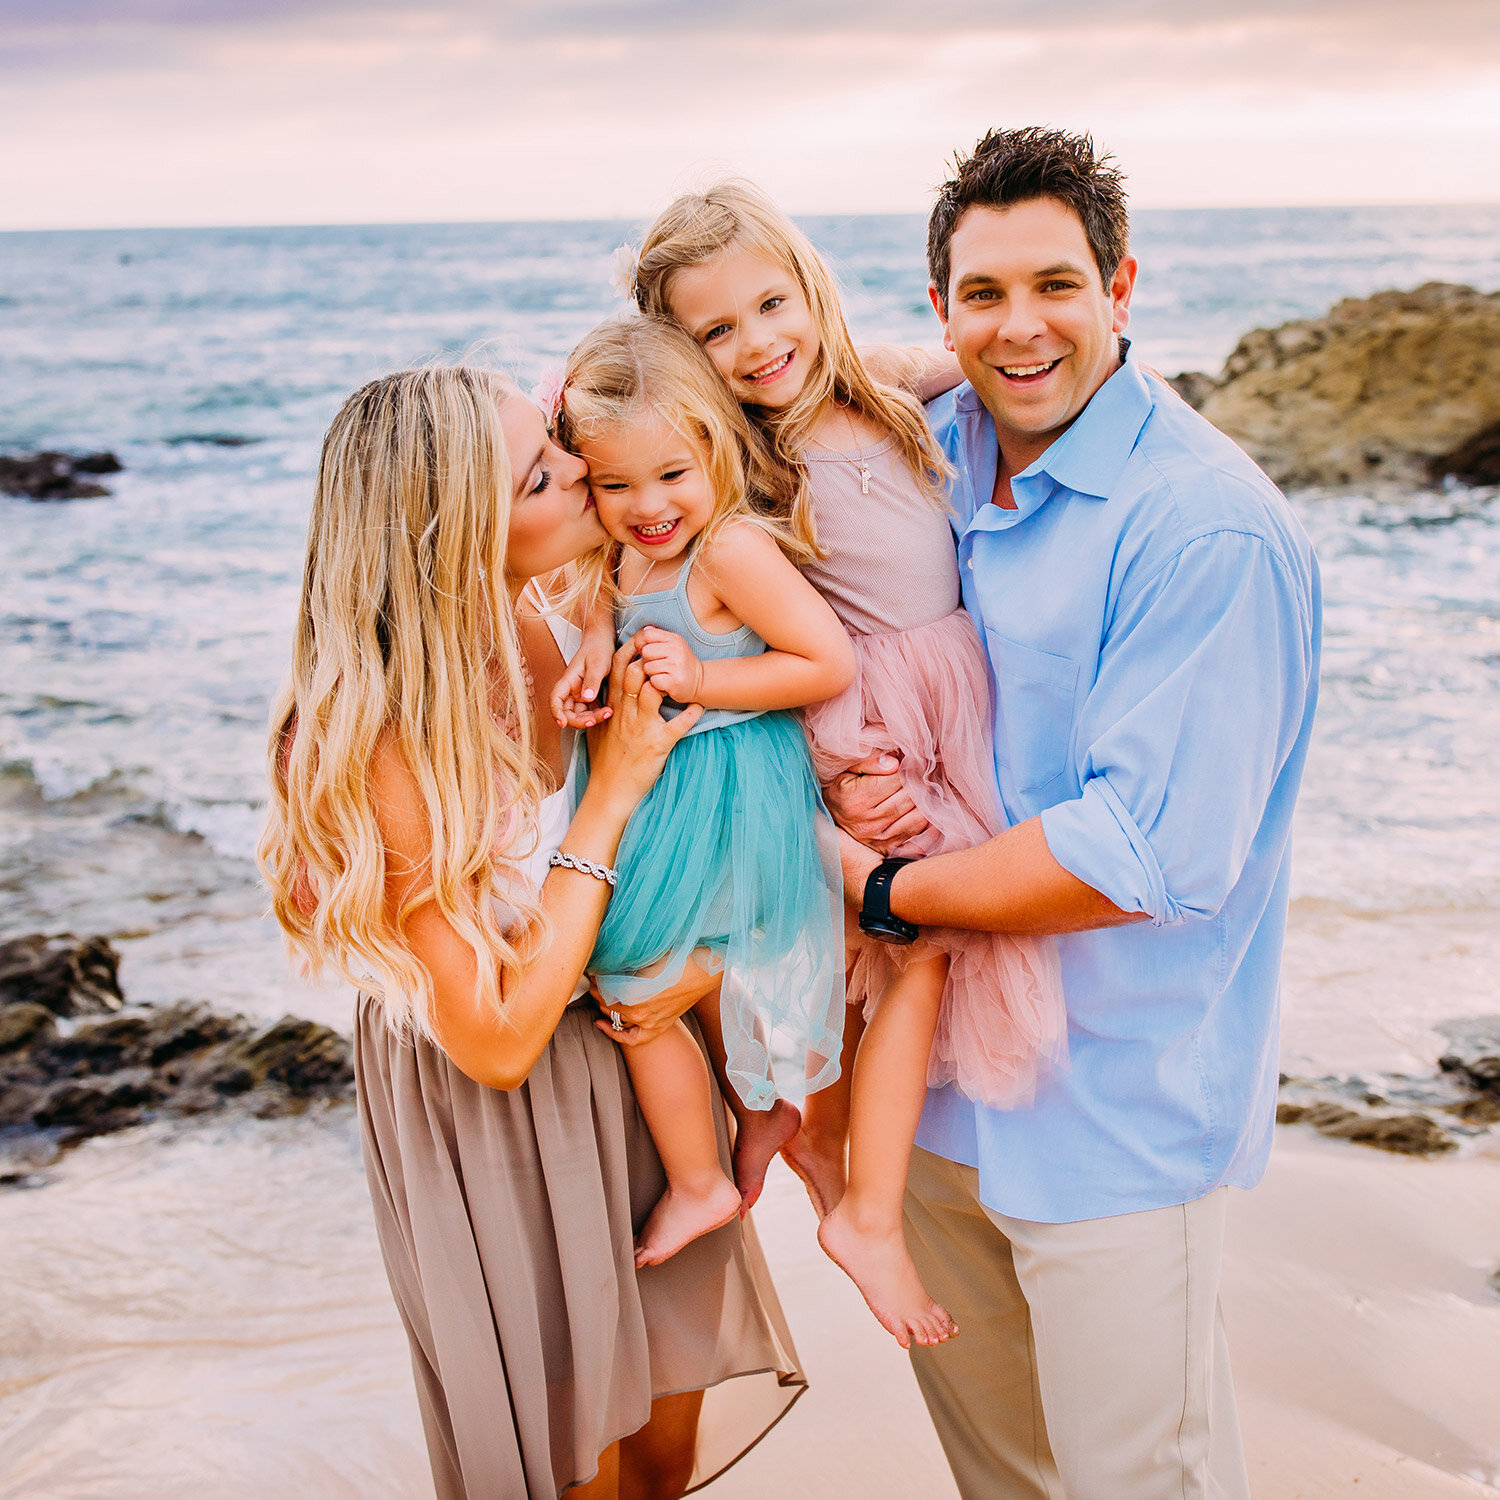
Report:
555,314,854,1271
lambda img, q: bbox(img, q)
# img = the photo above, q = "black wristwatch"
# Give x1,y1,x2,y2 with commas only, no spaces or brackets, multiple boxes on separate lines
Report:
858,857,919,945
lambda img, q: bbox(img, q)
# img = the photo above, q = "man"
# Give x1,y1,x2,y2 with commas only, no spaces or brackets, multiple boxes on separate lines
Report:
832,127,1321,1497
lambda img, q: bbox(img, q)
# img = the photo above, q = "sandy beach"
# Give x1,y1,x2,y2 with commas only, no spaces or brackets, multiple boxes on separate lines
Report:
726,1134,1500,1498
4,1116,1496,1499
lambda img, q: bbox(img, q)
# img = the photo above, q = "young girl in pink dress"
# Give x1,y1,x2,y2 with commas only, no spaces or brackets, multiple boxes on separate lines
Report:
609,180,1069,1350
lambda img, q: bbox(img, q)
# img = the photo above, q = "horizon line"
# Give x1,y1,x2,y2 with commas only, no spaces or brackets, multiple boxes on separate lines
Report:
4,199,1500,237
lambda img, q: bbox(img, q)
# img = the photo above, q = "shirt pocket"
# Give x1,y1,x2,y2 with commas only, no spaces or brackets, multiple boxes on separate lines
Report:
984,629,1080,796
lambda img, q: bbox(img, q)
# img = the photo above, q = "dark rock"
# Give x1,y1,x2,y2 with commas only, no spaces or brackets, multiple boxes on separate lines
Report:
1167,370,1219,411
32,1070,160,1136
1435,1016,1500,1095
0,451,122,500
238,1017,352,1090
0,934,123,1016
0,1003,56,1052
1276,1097,1457,1156
69,451,124,475
1430,421,1500,485
0,938,355,1176
0,976,354,1171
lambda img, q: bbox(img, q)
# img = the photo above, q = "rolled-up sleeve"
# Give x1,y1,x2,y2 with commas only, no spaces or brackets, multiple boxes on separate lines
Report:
1040,529,1315,925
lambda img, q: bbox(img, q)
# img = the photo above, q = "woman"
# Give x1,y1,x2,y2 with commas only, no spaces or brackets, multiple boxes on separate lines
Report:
258,367,805,1498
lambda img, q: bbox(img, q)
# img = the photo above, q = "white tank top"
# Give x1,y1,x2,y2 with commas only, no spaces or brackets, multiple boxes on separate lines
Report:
491,585,589,1002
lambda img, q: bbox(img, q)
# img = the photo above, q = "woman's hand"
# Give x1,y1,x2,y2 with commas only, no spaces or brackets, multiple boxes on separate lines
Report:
593,954,722,1047
583,638,703,815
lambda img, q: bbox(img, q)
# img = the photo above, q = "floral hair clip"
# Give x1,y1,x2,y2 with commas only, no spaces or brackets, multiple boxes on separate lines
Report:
609,243,639,305
530,365,567,424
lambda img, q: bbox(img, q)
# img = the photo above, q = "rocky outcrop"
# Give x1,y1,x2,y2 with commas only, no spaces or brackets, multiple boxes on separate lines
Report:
0,933,124,1016
0,450,122,500
1171,283,1500,490
1277,1021,1500,1158
0,935,353,1180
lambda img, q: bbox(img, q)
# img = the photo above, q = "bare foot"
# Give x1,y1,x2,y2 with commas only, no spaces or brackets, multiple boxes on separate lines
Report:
731,1099,801,1216
780,1127,848,1220
634,1175,742,1269
817,1204,958,1349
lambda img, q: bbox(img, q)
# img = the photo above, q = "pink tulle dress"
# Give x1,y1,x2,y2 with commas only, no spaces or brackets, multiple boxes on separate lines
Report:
799,438,1066,1109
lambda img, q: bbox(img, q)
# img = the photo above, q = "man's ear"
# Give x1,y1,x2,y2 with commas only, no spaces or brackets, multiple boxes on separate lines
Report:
927,283,955,352
1110,255,1138,335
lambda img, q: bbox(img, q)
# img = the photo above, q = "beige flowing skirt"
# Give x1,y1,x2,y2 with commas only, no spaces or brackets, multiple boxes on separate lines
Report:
354,996,806,1499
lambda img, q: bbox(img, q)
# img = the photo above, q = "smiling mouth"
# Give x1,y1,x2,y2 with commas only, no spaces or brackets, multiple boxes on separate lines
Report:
742,351,793,383
999,358,1061,382
631,518,679,545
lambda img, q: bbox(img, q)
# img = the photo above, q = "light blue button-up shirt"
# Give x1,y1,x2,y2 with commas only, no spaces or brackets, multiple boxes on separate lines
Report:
919,346,1321,1223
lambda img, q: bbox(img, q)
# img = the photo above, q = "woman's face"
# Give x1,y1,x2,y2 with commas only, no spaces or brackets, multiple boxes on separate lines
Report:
498,383,605,581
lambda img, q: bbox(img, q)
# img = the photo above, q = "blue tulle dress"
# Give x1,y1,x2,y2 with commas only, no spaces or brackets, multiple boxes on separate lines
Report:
590,547,845,1111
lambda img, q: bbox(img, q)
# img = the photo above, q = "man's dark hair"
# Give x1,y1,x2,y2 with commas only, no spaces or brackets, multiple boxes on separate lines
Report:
927,126,1129,310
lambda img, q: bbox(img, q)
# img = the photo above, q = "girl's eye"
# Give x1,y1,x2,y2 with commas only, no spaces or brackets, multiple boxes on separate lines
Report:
761,296,783,313
703,323,731,343
596,480,628,492
660,469,686,483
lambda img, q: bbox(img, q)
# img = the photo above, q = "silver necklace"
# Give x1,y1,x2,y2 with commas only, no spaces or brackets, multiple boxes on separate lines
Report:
809,406,873,495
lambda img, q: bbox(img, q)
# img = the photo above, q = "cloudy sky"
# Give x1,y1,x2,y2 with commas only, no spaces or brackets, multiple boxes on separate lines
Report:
4,0,1499,229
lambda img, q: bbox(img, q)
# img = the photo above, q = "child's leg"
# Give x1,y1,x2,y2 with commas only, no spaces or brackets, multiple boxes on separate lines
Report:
690,986,799,1216
623,1018,742,1268
817,953,959,1349
782,989,865,1219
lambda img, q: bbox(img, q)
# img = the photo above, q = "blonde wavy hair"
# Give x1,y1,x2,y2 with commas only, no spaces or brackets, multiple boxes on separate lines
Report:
556,315,814,598
257,366,546,1041
630,179,951,551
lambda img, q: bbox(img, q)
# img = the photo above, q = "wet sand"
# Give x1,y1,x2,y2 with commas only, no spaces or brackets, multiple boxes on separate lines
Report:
1,1126,1496,1498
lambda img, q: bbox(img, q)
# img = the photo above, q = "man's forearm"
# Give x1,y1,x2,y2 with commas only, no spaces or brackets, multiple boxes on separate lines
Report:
887,817,1146,936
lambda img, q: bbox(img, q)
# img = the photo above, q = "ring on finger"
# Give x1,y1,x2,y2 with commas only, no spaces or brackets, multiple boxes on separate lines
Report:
610,1009,624,1032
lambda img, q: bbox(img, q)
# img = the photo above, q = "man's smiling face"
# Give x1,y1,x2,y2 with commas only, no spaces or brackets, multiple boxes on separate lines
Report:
931,197,1137,474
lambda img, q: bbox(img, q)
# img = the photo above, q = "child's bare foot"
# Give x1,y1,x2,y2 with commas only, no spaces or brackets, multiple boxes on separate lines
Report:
634,1174,742,1269
816,1204,958,1349
732,1098,801,1216
780,1126,848,1220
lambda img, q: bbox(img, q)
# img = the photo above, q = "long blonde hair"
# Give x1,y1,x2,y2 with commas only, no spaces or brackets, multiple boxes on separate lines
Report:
257,367,545,1040
630,180,950,549
557,315,814,596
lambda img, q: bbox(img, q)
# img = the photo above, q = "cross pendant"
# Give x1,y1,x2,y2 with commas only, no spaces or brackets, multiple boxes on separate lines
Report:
857,463,871,495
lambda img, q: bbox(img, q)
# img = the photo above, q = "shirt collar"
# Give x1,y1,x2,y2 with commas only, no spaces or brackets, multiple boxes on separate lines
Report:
954,338,1155,507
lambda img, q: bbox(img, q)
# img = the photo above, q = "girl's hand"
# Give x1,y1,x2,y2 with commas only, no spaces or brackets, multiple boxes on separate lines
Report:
584,639,703,814
551,636,616,729
631,626,704,703
593,956,721,1046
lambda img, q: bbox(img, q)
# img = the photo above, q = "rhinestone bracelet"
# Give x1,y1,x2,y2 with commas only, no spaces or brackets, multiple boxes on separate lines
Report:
547,849,619,887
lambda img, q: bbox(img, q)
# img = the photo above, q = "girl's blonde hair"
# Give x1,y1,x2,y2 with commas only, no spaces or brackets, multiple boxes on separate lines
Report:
257,366,545,1041
556,315,814,592
630,179,950,547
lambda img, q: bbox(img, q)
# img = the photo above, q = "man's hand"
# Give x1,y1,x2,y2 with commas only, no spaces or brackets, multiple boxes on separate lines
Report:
632,626,705,704
822,751,930,852
593,953,721,1046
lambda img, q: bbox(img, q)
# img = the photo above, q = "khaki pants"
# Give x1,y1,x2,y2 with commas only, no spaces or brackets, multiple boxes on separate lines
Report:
903,1147,1250,1500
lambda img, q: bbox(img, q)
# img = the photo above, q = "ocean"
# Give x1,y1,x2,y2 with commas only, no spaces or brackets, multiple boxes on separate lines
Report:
2,205,1499,1495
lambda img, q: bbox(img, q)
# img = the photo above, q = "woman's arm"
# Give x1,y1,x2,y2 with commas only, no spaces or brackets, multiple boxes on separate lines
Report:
634,522,854,712
373,645,703,1090
859,343,965,402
